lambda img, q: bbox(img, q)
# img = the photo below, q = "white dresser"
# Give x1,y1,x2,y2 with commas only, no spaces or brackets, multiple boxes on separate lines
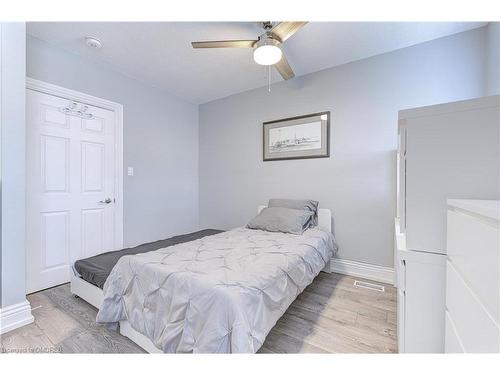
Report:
445,199,500,353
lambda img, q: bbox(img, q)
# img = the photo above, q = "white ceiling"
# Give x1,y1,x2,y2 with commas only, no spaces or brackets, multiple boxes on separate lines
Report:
27,22,487,104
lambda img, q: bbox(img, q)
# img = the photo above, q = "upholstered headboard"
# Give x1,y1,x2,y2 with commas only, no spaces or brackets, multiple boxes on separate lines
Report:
257,205,332,233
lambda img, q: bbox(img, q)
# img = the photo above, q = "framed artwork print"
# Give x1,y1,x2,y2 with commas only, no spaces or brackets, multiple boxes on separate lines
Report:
263,111,330,161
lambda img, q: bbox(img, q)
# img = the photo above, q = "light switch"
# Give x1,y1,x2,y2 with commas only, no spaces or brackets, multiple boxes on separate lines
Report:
127,167,134,176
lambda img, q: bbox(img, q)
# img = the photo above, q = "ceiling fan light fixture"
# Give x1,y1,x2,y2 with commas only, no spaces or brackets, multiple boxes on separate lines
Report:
253,38,282,66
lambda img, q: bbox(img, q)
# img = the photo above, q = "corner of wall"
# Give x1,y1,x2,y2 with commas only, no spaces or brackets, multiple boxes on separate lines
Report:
0,22,32,332
195,102,201,230
485,22,500,96
0,22,28,306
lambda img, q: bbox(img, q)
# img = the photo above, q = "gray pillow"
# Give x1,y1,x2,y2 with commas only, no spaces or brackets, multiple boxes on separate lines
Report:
247,207,313,235
268,199,319,227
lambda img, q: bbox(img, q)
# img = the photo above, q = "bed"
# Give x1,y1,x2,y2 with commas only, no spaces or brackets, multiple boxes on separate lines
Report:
70,205,336,353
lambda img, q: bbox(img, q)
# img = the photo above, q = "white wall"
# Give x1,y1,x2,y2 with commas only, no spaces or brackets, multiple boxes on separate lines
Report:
486,22,500,95
199,28,487,267
1,23,29,308
26,35,200,247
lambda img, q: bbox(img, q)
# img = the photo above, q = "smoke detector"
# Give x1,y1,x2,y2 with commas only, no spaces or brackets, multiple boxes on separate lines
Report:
85,36,102,49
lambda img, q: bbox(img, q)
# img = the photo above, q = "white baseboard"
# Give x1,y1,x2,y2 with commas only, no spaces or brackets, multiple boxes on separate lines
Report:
330,258,395,285
0,300,34,334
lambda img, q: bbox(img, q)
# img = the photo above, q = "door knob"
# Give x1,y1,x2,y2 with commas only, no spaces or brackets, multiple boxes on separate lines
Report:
98,198,112,204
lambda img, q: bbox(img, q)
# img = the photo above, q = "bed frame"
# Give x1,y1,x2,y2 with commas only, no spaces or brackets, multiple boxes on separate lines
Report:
70,206,333,353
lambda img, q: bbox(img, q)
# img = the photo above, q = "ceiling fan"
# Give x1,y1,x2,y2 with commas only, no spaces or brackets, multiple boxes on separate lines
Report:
191,22,307,81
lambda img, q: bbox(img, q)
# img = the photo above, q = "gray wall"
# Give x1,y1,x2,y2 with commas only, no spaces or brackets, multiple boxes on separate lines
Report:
486,22,500,95
27,35,199,247
1,23,27,307
199,28,487,267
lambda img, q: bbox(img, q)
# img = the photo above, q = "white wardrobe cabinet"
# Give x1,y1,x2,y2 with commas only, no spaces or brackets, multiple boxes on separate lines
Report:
395,95,500,353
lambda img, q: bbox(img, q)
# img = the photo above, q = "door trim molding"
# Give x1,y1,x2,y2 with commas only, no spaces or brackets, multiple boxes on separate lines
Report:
26,77,124,250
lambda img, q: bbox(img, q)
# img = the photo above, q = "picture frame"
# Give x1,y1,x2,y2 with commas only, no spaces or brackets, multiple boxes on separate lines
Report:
263,111,330,161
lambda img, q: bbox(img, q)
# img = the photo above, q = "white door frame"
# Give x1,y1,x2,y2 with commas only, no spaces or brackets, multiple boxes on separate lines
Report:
26,77,124,251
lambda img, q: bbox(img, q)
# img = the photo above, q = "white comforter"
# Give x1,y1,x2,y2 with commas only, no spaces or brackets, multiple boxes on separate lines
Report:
96,227,337,353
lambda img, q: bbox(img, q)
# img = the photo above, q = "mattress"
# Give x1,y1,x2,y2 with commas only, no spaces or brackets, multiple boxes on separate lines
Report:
74,229,223,289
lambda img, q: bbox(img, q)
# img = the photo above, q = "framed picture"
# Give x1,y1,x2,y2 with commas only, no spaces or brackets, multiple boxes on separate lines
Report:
263,111,330,161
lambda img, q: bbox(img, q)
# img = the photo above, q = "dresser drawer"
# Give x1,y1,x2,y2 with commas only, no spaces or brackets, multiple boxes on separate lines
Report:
446,261,500,352
447,208,499,319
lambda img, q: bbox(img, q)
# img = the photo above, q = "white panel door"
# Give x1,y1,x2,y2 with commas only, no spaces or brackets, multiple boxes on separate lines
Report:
26,89,117,293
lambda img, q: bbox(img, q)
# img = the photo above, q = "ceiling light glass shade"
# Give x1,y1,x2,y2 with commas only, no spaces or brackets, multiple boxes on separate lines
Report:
253,44,282,65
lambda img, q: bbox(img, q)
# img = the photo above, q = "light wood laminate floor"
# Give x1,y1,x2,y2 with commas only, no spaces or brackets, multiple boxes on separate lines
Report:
1,272,397,353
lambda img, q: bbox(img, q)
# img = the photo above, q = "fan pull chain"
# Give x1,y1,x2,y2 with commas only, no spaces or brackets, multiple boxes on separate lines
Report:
268,65,271,93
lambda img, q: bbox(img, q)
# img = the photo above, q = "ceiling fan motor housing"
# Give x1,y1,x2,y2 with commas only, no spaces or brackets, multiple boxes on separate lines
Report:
254,36,280,49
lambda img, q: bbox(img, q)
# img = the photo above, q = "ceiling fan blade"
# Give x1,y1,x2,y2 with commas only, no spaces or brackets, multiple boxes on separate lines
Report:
270,22,307,43
191,40,257,49
274,52,295,80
